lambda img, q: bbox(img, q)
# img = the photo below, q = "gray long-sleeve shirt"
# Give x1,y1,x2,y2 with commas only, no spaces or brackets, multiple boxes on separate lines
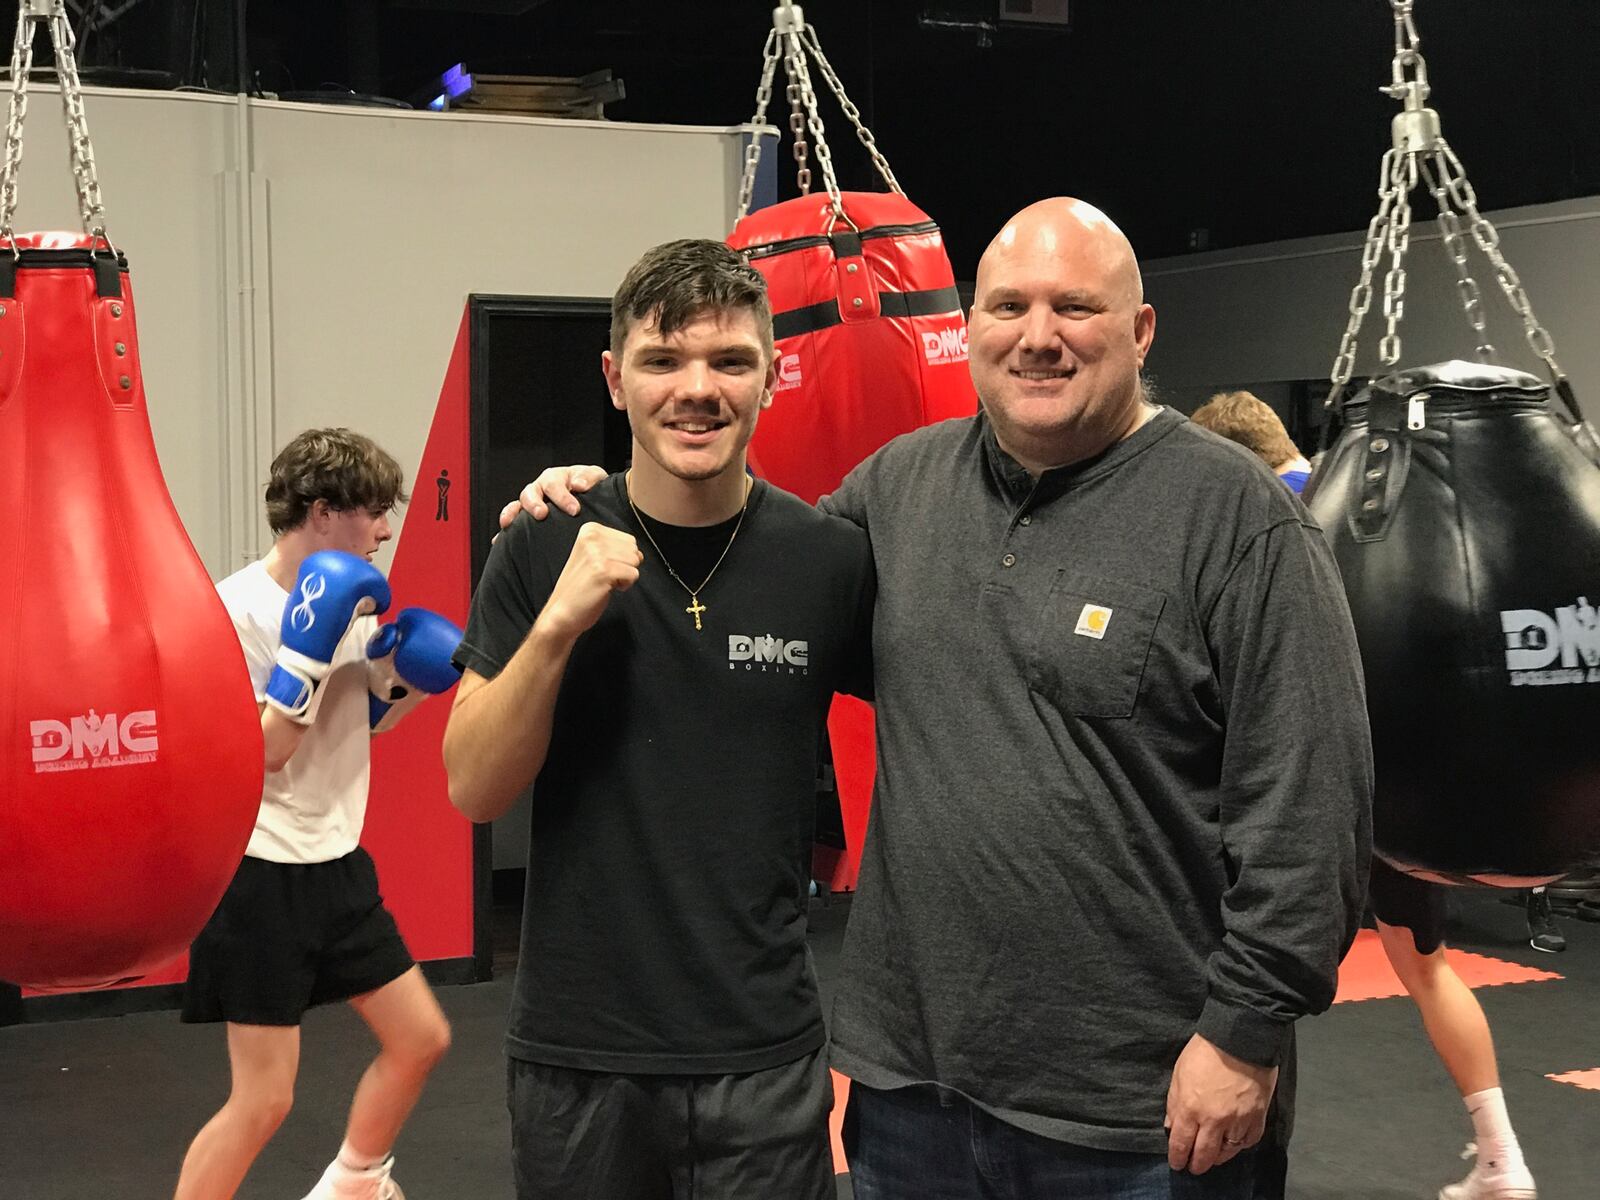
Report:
821,408,1373,1154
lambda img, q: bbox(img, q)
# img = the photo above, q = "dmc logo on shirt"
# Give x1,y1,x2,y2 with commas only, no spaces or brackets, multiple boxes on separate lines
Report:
1074,604,1113,640
729,634,810,675
775,352,803,392
30,708,159,773
1501,597,1600,686
920,325,969,366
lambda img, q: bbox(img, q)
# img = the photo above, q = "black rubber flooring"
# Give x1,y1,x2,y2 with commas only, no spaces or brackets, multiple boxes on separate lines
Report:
0,891,1594,1199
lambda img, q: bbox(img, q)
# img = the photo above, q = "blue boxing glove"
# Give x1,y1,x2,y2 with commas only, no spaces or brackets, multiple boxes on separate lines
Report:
266,550,392,724
365,607,465,733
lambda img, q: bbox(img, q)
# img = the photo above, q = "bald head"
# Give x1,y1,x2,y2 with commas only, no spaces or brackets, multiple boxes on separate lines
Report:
977,197,1144,308
965,196,1157,474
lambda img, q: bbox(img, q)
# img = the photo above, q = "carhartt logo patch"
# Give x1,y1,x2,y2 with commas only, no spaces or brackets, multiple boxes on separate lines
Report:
1074,604,1112,639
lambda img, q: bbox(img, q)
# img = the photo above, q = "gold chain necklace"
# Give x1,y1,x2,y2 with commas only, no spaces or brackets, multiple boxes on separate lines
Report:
625,472,750,631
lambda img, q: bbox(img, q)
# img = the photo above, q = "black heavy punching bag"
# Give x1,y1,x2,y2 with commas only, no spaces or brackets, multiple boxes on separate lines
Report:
1305,361,1600,884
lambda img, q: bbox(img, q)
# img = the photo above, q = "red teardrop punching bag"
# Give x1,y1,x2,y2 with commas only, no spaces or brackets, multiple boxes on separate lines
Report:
0,233,263,990
1304,361,1600,884
727,4,977,502
726,6,981,890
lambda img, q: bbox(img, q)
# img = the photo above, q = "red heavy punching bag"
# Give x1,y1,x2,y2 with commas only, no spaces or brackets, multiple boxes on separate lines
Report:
0,9,261,991
728,5,978,891
730,192,977,504
1304,362,1600,884
0,236,263,990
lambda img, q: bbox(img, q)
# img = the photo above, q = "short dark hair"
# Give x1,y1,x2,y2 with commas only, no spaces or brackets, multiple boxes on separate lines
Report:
609,238,774,362
1190,390,1301,469
264,427,407,535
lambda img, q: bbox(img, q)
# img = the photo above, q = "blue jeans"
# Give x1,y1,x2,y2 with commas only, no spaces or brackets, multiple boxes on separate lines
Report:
843,1082,1262,1200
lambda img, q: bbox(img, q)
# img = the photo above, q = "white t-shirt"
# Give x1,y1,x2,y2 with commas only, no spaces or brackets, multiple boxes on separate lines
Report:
216,559,377,864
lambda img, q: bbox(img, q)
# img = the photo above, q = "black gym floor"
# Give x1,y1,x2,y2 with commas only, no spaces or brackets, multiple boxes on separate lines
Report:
0,890,1594,1199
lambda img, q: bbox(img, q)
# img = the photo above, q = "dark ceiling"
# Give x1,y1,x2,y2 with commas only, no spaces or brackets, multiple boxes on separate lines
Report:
23,0,1600,272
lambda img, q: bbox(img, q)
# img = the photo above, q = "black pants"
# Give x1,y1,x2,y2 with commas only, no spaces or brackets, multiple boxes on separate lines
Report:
1252,1140,1287,1200
507,1047,835,1200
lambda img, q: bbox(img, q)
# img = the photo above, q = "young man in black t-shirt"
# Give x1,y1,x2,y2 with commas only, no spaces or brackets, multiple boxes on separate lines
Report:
443,239,874,1199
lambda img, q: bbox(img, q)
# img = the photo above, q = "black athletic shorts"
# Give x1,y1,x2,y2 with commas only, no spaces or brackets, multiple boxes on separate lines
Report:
506,1046,835,1200
1368,855,1448,955
182,847,414,1026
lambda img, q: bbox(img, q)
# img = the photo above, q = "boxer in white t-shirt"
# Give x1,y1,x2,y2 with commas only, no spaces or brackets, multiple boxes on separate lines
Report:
174,428,462,1200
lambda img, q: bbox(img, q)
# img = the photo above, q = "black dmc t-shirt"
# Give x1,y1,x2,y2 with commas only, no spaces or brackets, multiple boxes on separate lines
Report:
456,473,874,1073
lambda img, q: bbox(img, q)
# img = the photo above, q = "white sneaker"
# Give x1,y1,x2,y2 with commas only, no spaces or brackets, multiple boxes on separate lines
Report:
1438,1143,1537,1200
297,1161,338,1200
298,1156,406,1200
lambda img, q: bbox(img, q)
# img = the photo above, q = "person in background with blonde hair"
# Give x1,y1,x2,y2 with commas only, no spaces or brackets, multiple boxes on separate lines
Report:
1190,390,1314,493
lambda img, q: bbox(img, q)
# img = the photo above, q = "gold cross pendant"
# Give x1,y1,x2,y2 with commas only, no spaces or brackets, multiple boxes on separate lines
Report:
686,595,707,631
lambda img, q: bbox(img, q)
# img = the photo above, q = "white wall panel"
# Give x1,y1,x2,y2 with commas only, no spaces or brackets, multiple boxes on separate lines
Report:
10,85,747,577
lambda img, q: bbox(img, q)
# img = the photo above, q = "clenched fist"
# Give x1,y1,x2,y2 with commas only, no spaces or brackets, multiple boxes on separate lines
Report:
534,522,643,641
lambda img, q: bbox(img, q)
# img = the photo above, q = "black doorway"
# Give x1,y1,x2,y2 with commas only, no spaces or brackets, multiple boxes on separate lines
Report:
467,295,633,585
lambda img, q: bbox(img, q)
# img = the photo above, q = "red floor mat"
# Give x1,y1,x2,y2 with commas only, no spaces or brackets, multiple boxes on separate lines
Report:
1546,1067,1600,1092
1334,929,1562,1004
830,1070,850,1173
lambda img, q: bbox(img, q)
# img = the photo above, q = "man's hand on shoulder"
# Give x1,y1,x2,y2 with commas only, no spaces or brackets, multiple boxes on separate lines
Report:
497,465,608,530
1164,1032,1278,1175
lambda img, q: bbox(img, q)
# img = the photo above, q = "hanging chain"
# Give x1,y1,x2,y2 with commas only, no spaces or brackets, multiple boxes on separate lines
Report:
781,31,811,196
1389,0,1421,86
0,1,112,246
1420,152,1493,361
1434,139,1561,376
1328,151,1399,393
1327,0,1568,405
735,28,783,220
783,26,843,216
1,10,36,241
799,27,903,195
1377,152,1415,367
741,2,895,229
48,0,107,240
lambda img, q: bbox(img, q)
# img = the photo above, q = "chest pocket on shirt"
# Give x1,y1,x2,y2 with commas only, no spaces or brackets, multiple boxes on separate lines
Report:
1027,572,1166,718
